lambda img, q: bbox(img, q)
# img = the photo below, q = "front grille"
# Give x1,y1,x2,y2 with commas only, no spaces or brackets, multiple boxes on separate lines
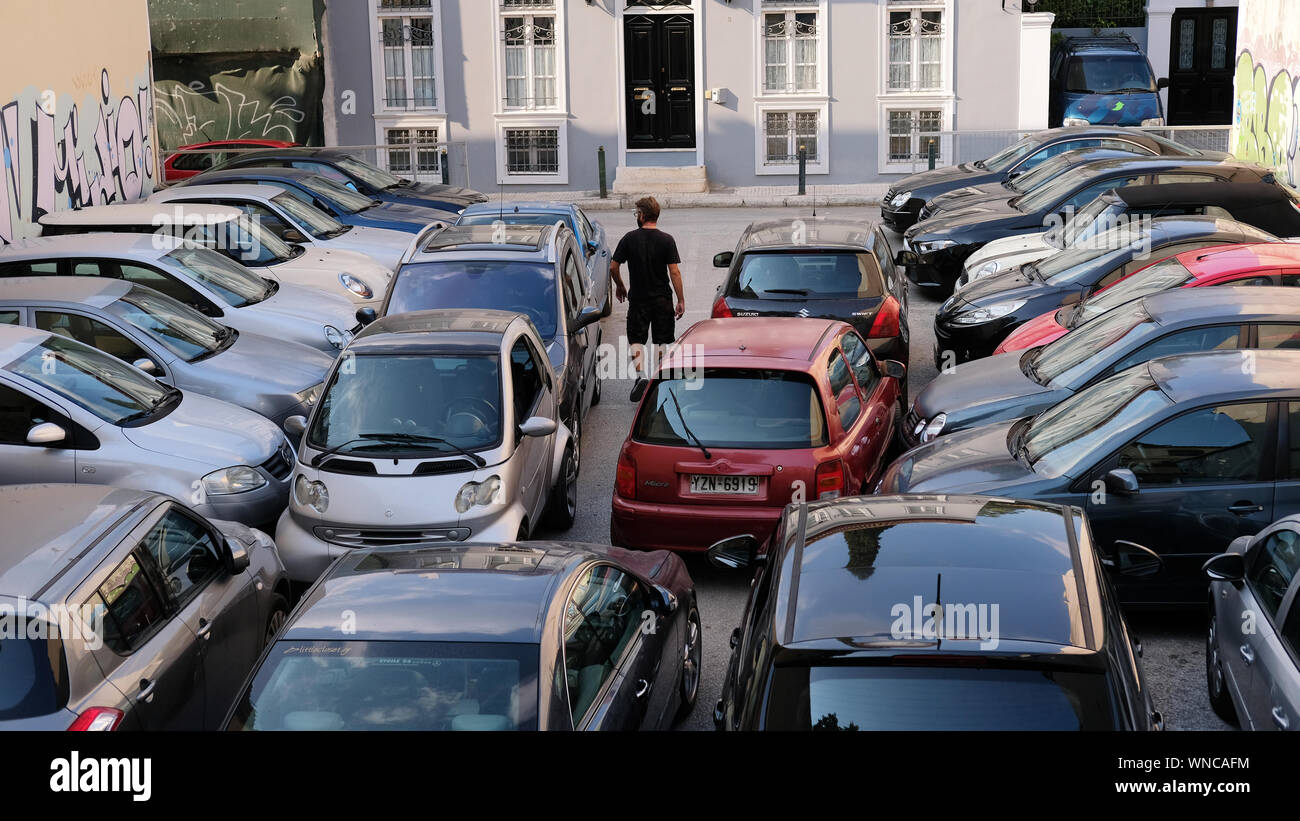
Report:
414,459,478,475
313,525,471,548
883,188,896,208
319,458,378,475
261,442,293,480
918,204,933,221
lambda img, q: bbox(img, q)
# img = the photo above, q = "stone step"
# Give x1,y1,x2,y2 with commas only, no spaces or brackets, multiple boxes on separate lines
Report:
612,165,709,194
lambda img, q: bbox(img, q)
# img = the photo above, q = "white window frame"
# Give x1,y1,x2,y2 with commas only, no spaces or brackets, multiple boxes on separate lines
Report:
878,1,953,175
495,118,569,185
754,101,829,176
367,0,447,114
755,1,829,98
876,100,953,173
381,124,445,178
492,0,568,114
879,0,953,97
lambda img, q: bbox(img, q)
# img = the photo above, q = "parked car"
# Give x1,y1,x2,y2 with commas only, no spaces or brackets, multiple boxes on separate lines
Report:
0,484,291,730
998,241,1300,354
382,223,603,442
877,350,1300,606
935,217,1278,364
457,201,612,315
881,126,1198,231
1204,516,1300,730
151,184,415,272
0,233,364,354
708,494,1163,730
0,277,331,433
161,138,296,183
901,157,1276,293
907,287,1300,447
223,540,700,731
610,318,905,554
961,181,1300,289
178,166,455,235
207,146,488,213
1050,35,1166,128
709,218,910,369
37,203,392,312
0,325,292,529
273,310,577,583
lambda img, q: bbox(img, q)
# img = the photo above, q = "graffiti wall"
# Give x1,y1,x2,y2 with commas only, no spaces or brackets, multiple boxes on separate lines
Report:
0,0,156,244
1233,0,1300,186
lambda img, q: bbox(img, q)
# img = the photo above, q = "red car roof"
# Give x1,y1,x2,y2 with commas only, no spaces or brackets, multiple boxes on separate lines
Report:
660,318,842,373
1179,242,1300,278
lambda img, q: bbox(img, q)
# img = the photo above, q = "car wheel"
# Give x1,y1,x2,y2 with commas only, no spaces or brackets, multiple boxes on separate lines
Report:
544,444,578,530
675,603,702,722
590,368,602,407
1206,610,1238,724
264,593,290,647
883,401,906,467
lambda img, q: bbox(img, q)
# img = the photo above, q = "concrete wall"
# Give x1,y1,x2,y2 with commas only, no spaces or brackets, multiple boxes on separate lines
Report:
0,0,156,244
1232,0,1300,185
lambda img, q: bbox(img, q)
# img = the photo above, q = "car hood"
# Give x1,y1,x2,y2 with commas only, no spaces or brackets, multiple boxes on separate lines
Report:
913,351,1063,432
258,281,359,329
282,247,393,292
928,185,1015,215
892,163,995,199
944,266,1045,307
370,200,459,224
199,331,332,394
122,392,281,468
996,310,1069,353
406,183,488,206
324,225,419,268
905,199,1032,240
883,420,1036,495
967,232,1054,267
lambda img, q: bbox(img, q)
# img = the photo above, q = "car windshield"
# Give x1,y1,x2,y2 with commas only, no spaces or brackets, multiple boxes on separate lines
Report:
763,665,1115,730
1058,198,1125,248
306,353,502,456
387,261,559,339
981,136,1040,172
734,252,884,299
1016,172,1097,213
1029,302,1154,387
1007,153,1083,193
272,192,347,238
5,333,175,425
106,287,228,362
458,212,572,233
193,216,295,266
335,156,405,190
164,245,270,308
1067,54,1158,94
1038,223,1149,284
1074,256,1195,325
634,368,828,449
226,640,539,731
1147,133,1200,156
0,636,66,720
1018,366,1172,477
291,175,378,214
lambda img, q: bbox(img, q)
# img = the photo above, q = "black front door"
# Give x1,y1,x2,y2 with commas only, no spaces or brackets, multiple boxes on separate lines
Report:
1167,8,1238,125
625,13,696,150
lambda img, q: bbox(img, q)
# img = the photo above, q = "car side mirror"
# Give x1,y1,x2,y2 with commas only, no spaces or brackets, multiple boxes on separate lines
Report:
1157,77,1170,90
518,416,557,438
26,422,66,446
882,359,906,380
355,307,378,326
895,250,918,267
713,251,733,269
1202,552,1246,584
649,584,679,615
573,305,601,331
1105,540,1164,578
587,239,600,254
280,229,305,244
707,534,764,570
132,358,159,375
1103,467,1140,495
284,415,307,437
223,536,251,575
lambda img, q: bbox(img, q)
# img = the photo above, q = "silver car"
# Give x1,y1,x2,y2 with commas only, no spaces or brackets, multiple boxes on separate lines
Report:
274,309,575,583
0,324,292,528
0,233,363,354
1205,516,1300,730
0,484,290,730
0,276,332,433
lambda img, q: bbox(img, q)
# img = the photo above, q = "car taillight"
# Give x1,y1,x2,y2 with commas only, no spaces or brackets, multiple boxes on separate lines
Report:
615,450,637,499
68,707,124,731
815,460,846,500
869,296,901,338
711,296,733,318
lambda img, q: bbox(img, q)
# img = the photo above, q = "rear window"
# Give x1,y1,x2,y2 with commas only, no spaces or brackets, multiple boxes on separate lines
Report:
731,252,884,300
634,368,827,449
0,636,68,720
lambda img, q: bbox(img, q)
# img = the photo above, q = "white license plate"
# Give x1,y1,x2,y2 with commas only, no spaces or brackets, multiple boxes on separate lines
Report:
688,475,760,495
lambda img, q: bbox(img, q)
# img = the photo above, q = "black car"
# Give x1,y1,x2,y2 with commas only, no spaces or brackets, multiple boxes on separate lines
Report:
708,494,1163,730
223,541,702,730
910,287,1300,448
710,218,909,368
900,157,1276,294
933,215,1276,364
208,146,488,213
881,126,1201,231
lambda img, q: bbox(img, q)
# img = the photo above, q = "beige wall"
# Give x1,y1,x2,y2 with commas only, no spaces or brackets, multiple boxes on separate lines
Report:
0,0,155,243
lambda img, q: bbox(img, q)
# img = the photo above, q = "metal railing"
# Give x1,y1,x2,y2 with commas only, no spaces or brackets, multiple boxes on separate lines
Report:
157,141,473,189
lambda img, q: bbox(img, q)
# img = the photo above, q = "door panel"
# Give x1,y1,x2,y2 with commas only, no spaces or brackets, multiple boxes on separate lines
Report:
0,383,77,484
624,14,696,150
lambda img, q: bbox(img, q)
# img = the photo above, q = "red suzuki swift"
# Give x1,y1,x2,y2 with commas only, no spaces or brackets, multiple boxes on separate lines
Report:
610,318,906,553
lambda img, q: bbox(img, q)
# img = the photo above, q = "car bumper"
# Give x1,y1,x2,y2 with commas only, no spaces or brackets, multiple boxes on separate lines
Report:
933,316,1017,365
194,479,289,532
881,203,920,231
610,495,782,553
901,245,974,289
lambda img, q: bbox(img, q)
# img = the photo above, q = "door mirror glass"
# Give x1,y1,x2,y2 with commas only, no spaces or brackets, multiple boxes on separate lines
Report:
132,358,159,375
882,359,906,381
573,305,601,331
284,415,307,437
26,422,66,446
651,583,679,614
518,416,557,438
713,251,733,269
895,250,918,267
1202,552,1245,583
1103,467,1140,495
282,229,307,244
224,536,251,575
707,534,763,570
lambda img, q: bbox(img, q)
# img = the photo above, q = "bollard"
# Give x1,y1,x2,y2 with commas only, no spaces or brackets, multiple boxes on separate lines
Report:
598,146,608,199
798,145,807,196
440,148,450,185
927,138,937,171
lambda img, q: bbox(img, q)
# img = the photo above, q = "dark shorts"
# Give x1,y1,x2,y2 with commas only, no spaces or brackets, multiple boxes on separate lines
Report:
627,296,676,345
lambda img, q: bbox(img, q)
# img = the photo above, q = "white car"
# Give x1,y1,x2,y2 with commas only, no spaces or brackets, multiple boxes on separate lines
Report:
0,233,363,353
38,203,391,312
150,184,417,271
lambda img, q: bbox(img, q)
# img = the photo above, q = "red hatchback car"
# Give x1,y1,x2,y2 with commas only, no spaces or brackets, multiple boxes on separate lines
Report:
162,139,297,183
994,242,1300,354
610,318,905,553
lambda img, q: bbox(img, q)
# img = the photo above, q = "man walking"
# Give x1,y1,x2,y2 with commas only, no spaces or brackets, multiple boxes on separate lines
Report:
610,196,685,401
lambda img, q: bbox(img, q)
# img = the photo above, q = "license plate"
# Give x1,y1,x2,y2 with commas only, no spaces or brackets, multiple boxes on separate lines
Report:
688,475,760,495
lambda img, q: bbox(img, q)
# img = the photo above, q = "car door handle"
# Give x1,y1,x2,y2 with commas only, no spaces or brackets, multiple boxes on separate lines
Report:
1272,706,1290,730
1228,502,1264,514
634,679,652,700
138,678,156,703
1240,644,1255,665
196,618,213,640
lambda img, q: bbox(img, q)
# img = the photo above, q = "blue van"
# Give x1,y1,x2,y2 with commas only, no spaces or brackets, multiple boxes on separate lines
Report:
1049,35,1167,128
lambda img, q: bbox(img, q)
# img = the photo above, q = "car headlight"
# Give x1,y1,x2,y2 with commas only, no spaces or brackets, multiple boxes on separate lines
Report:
978,261,1000,276
916,239,957,255
1063,117,1089,127
323,325,346,350
454,476,503,514
1141,118,1164,127
339,273,373,300
950,300,1026,325
202,465,268,496
889,191,913,209
294,474,329,513
919,413,948,443
296,383,323,407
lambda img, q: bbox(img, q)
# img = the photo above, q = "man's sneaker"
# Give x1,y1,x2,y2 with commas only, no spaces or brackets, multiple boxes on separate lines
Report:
629,378,648,402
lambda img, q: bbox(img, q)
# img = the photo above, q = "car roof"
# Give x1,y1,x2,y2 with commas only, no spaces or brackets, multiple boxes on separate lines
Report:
666,318,841,370
775,495,1103,655
460,201,576,217
1141,214,1275,241
0,232,182,259
152,183,283,202
180,167,336,186
1114,181,1288,208
1148,349,1300,403
0,276,130,307
1060,34,1142,54
282,542,608,643
418,224,553,253
350,309,520,355
0,484,155,601
1066,156,1256,177
738,218,877,252
38,202,245,226
1177,241,1300,274
1143,285,1300,325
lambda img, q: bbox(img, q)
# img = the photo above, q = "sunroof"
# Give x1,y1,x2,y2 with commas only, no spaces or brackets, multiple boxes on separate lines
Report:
422,224,546,252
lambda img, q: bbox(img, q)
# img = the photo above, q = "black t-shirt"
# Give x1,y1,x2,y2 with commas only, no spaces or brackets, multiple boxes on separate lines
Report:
612,227,680,302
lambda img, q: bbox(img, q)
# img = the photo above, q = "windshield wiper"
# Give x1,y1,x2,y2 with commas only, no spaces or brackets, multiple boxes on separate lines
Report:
668,387,711,460
310,437,376,467
261,278,279,299
1023,262,1042,281
1021,347,1045,385
1008,418,1033,467
359,432,486,467
973,160,986,170
117,387,180,425
1111,87,1155,94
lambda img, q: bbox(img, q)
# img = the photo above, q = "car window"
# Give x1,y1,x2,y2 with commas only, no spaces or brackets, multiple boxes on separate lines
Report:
562,254,585,319
1108,325,1240,375
1066,54,1157,94
1117,403,1271,486
827,349,860,430
139,509,224,607
171,152,215,172
1227,274,1278,286
839,332,879,394
115,263,199,306
827,349,852,396
290,161,355,188
578,210,596,244
389,261,559,339
1247,529,1300,619
734,252,884,299
563,564,647,725
1154,173,1220,185
35,312,152,366
509,338,543,422
1256,324,1300,351
85,551,168,655
1033,138,1104,163
221,201,295,239
0,311,17,325
0,260,59,277
1284,595,1300,657
0,384,67,447
1287,402,1300,480
1061,177,1143,213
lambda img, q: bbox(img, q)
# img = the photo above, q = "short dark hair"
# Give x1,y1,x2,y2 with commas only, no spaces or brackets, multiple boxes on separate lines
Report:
635,196,661,223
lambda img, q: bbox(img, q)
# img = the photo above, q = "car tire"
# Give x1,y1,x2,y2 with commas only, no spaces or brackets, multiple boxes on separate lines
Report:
264,593,291,648
590,368,602,407
675,603,702,722
1206,610,1238,724
883,401,906,469
544,444,578,530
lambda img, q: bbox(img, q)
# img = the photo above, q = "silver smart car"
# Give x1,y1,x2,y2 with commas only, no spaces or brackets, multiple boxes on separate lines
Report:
274,309,576,583
0,276,332,432
0,484,291,731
